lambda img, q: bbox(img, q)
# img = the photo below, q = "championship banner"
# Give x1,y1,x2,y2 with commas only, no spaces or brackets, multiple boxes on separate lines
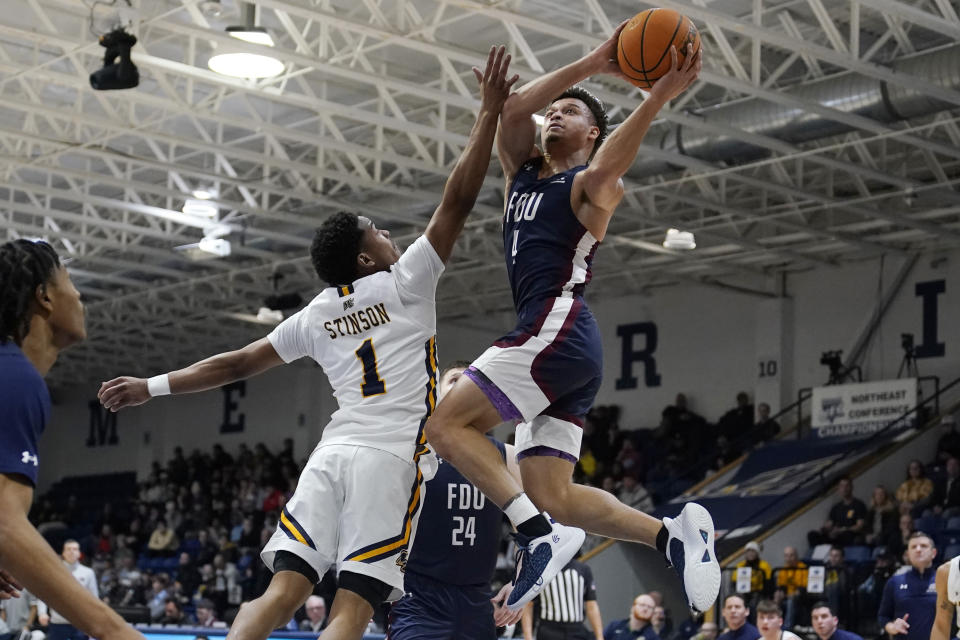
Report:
811,378,917,438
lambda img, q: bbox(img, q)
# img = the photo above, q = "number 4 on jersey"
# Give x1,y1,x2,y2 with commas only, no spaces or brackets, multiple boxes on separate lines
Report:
355,338,386,397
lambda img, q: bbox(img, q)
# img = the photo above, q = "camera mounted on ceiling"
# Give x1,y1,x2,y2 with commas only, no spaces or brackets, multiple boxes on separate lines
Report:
90,27,139,90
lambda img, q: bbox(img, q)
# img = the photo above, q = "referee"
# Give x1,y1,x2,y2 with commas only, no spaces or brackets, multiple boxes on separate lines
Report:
521,557,604,640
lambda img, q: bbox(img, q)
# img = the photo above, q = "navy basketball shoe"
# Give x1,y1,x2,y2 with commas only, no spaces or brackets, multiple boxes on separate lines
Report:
505,516,585,611
663,502,721,613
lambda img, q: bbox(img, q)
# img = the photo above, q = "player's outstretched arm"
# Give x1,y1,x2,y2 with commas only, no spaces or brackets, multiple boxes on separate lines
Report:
580,45,701,216
0,475,142,640
98,337,283,412
425,45,518,264
931,563,952,640
497,22,629,179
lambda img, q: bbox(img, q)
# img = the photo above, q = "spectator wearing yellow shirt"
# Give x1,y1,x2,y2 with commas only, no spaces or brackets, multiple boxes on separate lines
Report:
775,546,808,630
895,460,934,515
733,542,773,620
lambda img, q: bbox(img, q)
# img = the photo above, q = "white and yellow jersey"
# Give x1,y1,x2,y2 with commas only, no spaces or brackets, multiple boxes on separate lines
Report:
948,555,960,620
268,235,443,462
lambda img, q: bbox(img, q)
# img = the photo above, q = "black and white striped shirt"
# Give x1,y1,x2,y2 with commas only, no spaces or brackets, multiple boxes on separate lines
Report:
535,559,597,624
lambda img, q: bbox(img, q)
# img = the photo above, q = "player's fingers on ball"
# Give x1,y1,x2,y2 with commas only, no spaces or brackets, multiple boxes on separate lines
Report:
612,19,629,37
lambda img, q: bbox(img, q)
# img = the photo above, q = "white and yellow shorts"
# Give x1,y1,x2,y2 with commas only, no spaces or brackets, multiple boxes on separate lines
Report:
261,443,434,601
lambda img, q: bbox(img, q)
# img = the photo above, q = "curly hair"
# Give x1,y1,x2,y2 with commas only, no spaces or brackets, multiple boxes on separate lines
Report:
553,86,609,158
310,212,366,285
0,239,62,345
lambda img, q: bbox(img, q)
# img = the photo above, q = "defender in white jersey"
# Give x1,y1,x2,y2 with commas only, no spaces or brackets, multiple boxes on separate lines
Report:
930,554,960,640
98,46,519,640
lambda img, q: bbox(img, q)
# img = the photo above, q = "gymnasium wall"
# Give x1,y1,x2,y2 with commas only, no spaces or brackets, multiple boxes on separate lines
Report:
38,248,958,490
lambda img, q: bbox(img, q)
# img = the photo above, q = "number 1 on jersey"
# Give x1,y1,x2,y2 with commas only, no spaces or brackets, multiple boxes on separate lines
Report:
355,338,386,397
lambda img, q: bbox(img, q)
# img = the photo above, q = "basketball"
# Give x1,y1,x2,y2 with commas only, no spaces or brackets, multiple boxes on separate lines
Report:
617,8,700,89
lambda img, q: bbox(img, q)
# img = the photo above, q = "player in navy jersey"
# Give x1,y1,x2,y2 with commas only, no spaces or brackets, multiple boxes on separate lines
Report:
389,362,523,640
0,240,144,640
424,24,720,613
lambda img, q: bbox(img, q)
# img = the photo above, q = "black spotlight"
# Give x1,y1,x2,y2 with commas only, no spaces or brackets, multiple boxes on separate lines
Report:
90,28,139,90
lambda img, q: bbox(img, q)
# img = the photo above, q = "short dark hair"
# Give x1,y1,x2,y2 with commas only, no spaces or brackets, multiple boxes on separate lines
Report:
811,601,835,616
441,360,471,378
0,239,62,345
553,86,608,158
724,593,747,607
310,212,365,285
755,600,781,616
909,530,936,546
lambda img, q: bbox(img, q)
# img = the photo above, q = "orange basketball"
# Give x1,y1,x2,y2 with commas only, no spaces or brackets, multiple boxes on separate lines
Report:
617,8,700,89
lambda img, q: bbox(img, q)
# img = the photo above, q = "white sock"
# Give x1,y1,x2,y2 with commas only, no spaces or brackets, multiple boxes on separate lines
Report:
503,493,540,528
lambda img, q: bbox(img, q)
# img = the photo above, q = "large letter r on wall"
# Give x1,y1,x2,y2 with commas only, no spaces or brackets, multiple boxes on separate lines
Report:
615,322,662,389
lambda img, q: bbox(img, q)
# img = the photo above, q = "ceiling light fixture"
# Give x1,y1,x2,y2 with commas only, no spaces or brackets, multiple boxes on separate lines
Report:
182,198,218,219
191,188,217,200
208,2,284,79
662,228,696,250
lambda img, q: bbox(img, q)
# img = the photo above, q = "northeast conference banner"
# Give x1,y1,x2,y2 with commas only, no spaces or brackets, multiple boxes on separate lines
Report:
811,378,917,438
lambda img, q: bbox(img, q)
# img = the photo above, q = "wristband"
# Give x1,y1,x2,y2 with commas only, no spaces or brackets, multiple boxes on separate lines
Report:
147,374,171,397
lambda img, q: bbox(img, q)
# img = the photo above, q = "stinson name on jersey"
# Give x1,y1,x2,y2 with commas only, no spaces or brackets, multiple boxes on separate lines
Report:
323,302,391,339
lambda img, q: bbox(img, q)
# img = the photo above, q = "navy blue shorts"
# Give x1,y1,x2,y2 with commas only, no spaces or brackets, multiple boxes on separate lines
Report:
388,571,496,640
466,296,602,462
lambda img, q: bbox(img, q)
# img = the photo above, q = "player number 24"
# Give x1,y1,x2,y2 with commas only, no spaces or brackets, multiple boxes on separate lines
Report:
355,338,386,397
452,516,476,546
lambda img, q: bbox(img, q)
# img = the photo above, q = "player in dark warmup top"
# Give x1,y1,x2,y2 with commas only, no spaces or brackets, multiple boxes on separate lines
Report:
423,23,721,613
0,240,144,640
388,363,523,640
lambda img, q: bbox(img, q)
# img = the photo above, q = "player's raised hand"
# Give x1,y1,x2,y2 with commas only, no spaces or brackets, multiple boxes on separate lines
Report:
98,376,151,412
0,568,22,600
472,45,519,113
491,583,523,627
648,43,702,103
588,20,631,80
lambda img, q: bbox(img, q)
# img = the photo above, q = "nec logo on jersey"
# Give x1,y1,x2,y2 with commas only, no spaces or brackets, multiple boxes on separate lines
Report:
21,451,38,466
343,298,355,311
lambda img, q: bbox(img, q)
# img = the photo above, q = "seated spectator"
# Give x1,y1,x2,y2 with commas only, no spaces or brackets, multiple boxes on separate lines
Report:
299,595,327,633
604,593,659,640
652,606,669,639
618,474,654,512
601,476,617,495
618,440,645,480
755,403,780,442
857,551,897,625
691,623,718,640
935,416,960,465
756,599,801,640
157,598,192,626
147,519,178,557
718,595,760,640
711,436,741,472
717,392,754,442
865,485,898,545
732,542,772,619
195,599,226,629
147,575,171,621
895,460,934,516
823,547,849,623
928,457,960,517
661,393,707,442
807,477,867,547
774,546,807,630
882,514,915,560
810,601,862,640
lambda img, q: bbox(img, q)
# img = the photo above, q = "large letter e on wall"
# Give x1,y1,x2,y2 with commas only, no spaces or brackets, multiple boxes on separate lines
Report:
615,322,662,389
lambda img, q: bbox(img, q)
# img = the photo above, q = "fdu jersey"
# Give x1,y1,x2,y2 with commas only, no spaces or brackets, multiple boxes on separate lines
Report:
503,156,598,313
405,439,506,586
268,236,443,463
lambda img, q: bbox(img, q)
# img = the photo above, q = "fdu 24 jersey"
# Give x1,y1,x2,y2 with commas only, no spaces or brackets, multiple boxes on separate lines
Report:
503,157,599,313
405,439,507,586
267,235,443,463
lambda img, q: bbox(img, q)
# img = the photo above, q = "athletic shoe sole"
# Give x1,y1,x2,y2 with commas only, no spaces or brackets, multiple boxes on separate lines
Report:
506,524,586,611
665,502,721,613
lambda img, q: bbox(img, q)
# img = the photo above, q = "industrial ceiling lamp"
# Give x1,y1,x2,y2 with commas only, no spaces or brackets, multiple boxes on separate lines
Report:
662,228,696,250
208,2,284,79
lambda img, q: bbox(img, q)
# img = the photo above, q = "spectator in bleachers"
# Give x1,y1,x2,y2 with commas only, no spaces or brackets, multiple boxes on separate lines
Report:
935,416,960,465
175,553,201,601
807,477,867,548
877,532,937,640
603,593,659,640
711,436,741,472
755,404,780,443
661,394,707,442
733,542,773,615
690,622,718,640
928,457,960,517
617,473,654,512
652,606,669,639
718,595,760,640
883,513,916,560
895,460,934,516
601,476,617,495
717,392,754,443
857,551,897,627
194,599,225,629
146,520,177,557
774,546,807,630
43,540,98,640
823,547,850,623
0,588,46,640
146,575,170,621
755,599,801,640
299,596,327,633
810,602,862,640
865,486,898,546
156,599,191,626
